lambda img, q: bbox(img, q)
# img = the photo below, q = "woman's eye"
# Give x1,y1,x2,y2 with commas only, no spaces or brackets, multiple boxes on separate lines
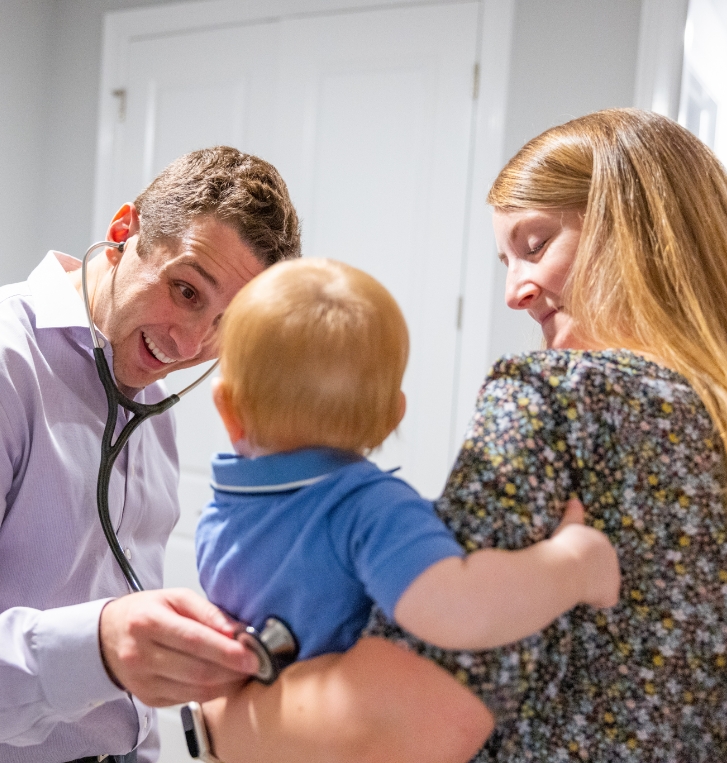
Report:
526,240,546,256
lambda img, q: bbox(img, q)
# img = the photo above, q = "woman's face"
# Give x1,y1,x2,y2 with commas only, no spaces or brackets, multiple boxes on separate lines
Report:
493,207,587,350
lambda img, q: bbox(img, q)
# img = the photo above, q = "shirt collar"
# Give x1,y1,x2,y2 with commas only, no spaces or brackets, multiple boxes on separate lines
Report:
28,251,91,330
211,448,364,494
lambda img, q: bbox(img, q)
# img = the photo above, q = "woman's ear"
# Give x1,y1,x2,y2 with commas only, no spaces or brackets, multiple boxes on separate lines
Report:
212,377,246,443
105,203,140,264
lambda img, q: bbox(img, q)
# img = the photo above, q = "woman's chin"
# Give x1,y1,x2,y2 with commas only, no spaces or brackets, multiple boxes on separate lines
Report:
544,328,591,351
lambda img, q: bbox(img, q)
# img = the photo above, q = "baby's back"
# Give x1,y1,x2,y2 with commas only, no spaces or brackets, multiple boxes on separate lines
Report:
196,447,460,659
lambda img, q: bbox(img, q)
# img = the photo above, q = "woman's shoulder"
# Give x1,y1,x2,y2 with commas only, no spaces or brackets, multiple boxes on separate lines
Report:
486,349,697,408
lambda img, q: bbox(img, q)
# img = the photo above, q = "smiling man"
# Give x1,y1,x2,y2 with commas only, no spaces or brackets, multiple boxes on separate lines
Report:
0,147,300,763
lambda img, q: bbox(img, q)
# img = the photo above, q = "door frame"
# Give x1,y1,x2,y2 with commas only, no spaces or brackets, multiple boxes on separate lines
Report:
633,0,689,118
94,0,516,460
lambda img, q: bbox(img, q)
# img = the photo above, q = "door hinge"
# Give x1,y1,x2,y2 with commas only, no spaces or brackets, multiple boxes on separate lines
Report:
472,63,480,100
112,88,127,122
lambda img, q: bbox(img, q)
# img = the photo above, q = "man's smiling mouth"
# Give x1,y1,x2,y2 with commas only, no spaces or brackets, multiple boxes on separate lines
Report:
142,332,175,364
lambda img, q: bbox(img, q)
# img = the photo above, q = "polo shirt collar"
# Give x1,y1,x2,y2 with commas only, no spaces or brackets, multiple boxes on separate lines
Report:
29,251,92,330
211,448,364,494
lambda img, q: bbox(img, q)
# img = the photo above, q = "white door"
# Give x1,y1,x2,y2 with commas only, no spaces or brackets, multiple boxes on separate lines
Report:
270,4,478,496
98,4,478,757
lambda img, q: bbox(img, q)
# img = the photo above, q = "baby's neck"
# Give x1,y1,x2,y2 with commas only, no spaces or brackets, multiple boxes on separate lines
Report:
232,438,274,459
232,437,365,459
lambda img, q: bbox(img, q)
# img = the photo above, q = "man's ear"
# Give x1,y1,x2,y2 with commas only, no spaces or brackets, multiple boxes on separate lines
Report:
212,377,246,443
105,203,140,265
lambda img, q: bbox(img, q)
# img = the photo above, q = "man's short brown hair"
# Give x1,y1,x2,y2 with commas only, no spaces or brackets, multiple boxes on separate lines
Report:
134,146,301,266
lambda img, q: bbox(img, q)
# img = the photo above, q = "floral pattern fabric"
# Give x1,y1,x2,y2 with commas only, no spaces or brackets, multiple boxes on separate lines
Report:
367,350,727,762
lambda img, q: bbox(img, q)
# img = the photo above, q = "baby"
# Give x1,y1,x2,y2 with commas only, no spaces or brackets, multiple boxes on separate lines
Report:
196,258,619,661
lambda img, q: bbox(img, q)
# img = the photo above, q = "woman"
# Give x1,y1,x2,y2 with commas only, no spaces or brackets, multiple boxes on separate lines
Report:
203,109,727,762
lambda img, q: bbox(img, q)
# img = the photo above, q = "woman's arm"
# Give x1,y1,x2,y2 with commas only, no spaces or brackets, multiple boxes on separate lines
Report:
203,637,494,763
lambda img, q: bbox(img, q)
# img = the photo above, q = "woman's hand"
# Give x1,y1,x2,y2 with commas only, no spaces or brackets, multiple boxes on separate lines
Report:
202,636,494,763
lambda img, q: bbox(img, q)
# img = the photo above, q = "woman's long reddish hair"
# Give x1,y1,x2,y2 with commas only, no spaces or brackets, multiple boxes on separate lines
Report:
489,108,727,453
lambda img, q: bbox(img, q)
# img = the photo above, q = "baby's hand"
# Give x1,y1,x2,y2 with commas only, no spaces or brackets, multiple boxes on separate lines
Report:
550,499,621,609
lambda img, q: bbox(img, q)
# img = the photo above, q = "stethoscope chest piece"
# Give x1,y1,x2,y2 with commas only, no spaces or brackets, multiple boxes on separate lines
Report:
234,617,299,684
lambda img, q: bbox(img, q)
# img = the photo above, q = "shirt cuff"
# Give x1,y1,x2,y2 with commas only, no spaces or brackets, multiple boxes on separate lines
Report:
33,598,126,716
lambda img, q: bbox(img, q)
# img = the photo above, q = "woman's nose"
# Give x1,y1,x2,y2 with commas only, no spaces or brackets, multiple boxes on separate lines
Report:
505,264,540,310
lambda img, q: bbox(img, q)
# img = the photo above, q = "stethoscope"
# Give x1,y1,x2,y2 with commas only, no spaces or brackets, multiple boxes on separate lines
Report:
81,240,298,682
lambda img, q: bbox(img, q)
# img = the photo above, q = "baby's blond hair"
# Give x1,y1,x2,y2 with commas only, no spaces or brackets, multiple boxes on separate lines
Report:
219,258,409,453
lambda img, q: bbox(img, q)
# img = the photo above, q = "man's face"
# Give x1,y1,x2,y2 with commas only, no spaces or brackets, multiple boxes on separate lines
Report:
93,216,265,392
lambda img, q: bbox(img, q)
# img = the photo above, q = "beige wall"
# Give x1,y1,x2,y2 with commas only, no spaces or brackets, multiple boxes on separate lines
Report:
485,0,643,366
0,0,53,284
0,0,193,285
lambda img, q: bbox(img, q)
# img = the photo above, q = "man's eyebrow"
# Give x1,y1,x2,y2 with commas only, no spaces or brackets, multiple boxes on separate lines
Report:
177,258,219,290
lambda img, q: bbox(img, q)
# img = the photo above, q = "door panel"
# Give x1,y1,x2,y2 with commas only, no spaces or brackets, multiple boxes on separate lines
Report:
271,4,478,496
116,21,279,201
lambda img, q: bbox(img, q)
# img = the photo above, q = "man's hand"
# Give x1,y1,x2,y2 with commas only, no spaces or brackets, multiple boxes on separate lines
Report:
550,498,621,609
99,588,260,706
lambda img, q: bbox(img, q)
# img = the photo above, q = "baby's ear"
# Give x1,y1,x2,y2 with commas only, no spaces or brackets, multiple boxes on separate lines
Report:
396,390,407,426
212,377,245,442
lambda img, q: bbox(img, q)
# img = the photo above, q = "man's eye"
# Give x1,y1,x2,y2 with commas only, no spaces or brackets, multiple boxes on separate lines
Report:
178,284,197,301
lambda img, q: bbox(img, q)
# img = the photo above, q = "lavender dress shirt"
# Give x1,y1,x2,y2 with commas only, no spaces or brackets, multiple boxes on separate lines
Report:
0,252,180,762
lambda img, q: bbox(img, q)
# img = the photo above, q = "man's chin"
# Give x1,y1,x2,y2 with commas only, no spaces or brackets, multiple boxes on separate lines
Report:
113,367,170,396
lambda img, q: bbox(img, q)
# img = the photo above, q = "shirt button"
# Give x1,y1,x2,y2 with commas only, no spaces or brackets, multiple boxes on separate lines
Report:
124,547,132,560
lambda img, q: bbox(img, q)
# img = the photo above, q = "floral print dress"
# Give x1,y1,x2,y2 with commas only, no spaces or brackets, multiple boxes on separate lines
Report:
367,350,727,762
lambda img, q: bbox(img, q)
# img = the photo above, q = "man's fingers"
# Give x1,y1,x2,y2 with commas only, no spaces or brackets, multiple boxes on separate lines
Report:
132,644,252,701
165,587,237,636
145,593,260,676
100,589,261,705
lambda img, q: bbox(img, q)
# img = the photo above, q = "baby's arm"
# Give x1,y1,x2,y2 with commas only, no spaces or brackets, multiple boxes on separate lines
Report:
394,498,620,650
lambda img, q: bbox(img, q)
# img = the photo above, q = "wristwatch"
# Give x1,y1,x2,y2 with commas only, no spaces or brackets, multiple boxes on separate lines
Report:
181,702,221,763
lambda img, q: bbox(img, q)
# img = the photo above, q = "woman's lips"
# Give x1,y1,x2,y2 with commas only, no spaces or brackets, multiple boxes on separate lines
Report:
537,309,558,325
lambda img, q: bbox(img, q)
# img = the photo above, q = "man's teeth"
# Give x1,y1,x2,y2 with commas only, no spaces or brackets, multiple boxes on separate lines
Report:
143,333,175,364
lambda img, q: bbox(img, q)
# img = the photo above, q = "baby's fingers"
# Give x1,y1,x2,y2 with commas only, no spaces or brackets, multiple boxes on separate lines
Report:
591,538,621,609
551,498,586,538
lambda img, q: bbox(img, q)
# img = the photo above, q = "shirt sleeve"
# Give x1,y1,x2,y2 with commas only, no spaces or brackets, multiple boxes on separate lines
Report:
328,474,464,619
0,393,125,745
365,353,586,722
0,600,126,745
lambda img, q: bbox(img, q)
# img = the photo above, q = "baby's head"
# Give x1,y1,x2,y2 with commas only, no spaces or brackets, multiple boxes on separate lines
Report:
214,258,409,455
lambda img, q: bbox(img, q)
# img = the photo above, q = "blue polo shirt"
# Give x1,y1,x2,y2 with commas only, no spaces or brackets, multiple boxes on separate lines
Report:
195,448,464,659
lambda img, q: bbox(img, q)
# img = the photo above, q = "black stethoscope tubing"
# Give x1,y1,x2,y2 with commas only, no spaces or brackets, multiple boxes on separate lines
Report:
81,240,217,593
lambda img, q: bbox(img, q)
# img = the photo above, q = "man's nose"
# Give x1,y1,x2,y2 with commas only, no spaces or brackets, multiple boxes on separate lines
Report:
169,317,217,360
505,263,540,310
